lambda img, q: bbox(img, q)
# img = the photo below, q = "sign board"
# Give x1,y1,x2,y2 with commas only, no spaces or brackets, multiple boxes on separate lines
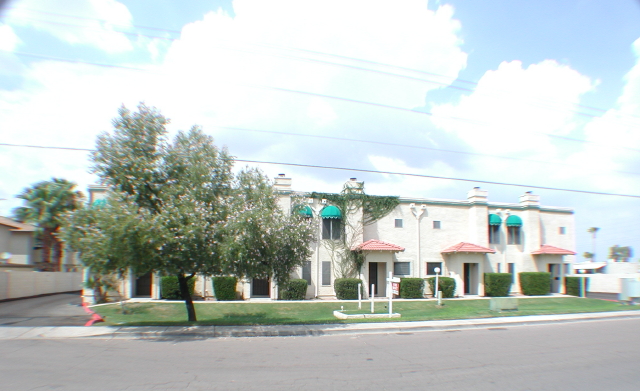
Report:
392,282,400,295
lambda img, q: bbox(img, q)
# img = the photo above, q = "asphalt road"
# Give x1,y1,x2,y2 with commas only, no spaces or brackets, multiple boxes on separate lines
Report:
1,317,639,390
0,292,89,326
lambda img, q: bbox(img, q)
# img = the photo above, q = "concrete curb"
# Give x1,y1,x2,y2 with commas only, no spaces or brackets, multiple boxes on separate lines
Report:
2,310,640,340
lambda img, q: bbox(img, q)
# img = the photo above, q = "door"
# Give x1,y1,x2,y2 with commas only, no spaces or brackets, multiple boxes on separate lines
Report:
548,264,560,293
369,262,378,296
134,272,152,297
252,278,270,297
463,263,478,295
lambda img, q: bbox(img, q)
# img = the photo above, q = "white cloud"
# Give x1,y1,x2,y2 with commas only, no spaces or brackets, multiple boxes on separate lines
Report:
8,0,134,52
0,24,22,51
0,0,466,215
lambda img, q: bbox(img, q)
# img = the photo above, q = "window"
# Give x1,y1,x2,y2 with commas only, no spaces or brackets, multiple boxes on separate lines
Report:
507,226,521,245
322,218,341,240
489,224,500,244
508,263,515,282
433,221,441,229
322,261,331,285
302,261,312,285
559,227,566,235
497,263,501,273
426,262,443,275
394,219,403,228
394,262,410,275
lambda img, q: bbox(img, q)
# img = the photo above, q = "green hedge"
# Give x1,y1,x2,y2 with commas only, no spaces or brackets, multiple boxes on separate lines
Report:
484,273,513,297
565,276,588,297
160,276,195,300
280,279,308,300
334,278,363,300
213,276,238,301
426,277,455,298
519,272,551,296
400,278,425,299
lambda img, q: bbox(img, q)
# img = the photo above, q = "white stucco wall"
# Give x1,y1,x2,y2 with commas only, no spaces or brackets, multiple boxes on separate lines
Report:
0,271,83,301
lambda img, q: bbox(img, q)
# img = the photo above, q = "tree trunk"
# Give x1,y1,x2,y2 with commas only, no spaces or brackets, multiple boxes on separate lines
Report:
52,234,63,272
40,229,53,270
178,273,197,322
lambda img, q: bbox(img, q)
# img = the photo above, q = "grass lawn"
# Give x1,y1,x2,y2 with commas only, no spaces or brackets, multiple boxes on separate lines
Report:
93,297,638,326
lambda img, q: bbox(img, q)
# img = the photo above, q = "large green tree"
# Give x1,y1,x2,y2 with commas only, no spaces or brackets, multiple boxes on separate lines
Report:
64,104,313,321
13,178,84,271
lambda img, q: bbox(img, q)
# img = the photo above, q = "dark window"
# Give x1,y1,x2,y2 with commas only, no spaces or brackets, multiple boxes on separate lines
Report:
302,261,311,285
394,262,410,275
497,263,501,273
559,227,566,235
507,226,521,245
322,261,331,285
395,219,403,228
322,219,341,240
426,262,443,275
433,221,441,229
508,263,515,282
489,224,500,244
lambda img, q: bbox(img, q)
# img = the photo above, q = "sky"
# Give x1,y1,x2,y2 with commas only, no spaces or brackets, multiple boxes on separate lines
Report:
1,0,640,261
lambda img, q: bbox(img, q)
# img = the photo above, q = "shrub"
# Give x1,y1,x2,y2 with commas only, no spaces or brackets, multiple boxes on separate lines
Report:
565,276,588,296
280,279,308,300
519,272,551,296
334,278,363,300
484,273,513,297
400,278,425,299
426,277,455,298
213,276,238,301
160,276,195,300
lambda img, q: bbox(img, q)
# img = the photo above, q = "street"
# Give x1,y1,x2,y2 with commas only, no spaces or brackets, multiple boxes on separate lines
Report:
1,317,639,390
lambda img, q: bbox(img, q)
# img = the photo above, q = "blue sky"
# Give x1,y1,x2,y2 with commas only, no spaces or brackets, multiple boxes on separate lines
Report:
1,0,640,261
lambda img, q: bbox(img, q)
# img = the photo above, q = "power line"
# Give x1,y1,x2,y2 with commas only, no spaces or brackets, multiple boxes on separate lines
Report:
5,6,635,123
1,142,639,199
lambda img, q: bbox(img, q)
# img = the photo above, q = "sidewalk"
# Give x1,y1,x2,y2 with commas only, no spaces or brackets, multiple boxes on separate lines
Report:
2,310,640,340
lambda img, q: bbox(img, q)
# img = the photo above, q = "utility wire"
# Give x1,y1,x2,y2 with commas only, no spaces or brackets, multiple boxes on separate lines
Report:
4,47,638,156
1,142,639,199
4,7,633,122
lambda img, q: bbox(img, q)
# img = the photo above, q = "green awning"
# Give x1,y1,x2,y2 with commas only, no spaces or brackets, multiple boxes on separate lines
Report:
488,214,502,226
298,205,313,217
506,215,523,227
320,205,342,219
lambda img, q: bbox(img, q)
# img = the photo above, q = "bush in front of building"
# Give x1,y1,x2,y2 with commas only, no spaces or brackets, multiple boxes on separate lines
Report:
334,278,363,300
484,273,513,297
213,276,238,301
400,278,425,298
427,277,455,298
280,279,308,300
565,276,588,296
160,276,195,300
519,272,551,295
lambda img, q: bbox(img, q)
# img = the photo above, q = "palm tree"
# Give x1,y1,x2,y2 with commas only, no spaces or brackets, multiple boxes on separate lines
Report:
13,178,84,271
587,227,600,262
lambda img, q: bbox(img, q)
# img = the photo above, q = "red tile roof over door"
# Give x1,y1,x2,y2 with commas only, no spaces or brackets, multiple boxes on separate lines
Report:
353,239,405,252
441,242,496,254
531,245,576,255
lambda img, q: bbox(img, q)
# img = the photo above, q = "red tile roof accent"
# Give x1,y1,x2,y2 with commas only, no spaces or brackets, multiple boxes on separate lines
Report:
531,245,576,255
441,242,496,254
0,216,35,232
353,239,405,252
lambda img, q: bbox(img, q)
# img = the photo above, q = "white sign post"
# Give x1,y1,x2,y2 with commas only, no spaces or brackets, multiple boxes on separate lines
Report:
370,284,375,314
434,267,441,306
358,283,362,309
387,272,401,317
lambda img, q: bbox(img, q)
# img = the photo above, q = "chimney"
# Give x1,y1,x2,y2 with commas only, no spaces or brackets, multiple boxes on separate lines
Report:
344,177,364,193
467,187,488,203
519,191,540,207
274,174,292,192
